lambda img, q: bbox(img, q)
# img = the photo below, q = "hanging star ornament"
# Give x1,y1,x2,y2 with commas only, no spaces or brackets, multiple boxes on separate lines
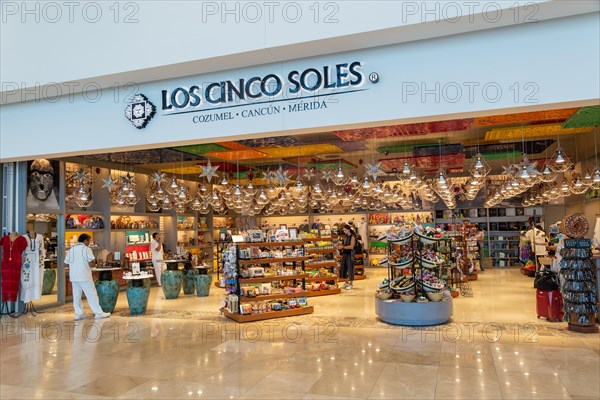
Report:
321,169,335,183
275,167,292,186
302,167,316,181
101,176,117,190
263,169,273,185
74,167,89,182
199,160,220,183
364,161,385,181
121,173,134,185
151,171,166,184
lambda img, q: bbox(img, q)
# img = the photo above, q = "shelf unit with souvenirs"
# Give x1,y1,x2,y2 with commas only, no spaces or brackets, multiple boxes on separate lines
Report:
303,237,341,296
223,241,314,322
213,215,236,286
109,214,160,263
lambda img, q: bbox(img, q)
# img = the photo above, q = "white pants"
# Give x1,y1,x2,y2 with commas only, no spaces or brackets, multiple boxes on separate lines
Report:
72,280,104,316
152,261,166,285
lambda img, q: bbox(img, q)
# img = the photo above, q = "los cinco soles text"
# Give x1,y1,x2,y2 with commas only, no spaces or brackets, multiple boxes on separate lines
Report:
161,61,364,111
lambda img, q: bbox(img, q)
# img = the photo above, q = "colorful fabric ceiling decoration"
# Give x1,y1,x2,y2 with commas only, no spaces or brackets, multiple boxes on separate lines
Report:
160,165,203,175
562,105,600,128
412,144,463,157
205,149,269,161
87,148,204,164
382,154,465,171
236,136,303,148
333,119,470,141
463,140,553,158
174,143,230,155
258,143,343,157
484,123,592,141
473,108,578,126
307,159,357,171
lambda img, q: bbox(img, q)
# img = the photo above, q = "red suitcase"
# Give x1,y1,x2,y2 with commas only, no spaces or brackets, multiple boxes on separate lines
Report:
536,289,564,322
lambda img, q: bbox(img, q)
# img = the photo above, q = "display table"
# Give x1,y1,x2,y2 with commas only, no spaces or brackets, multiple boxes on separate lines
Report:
123,274,153,315
91,267,121,313
160,260,185,299
375,297,453,326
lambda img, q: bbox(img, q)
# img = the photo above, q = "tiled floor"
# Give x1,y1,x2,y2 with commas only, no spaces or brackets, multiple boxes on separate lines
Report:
1,268,598,399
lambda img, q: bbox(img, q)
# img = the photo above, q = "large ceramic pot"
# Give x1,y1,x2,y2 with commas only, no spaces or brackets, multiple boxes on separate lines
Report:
126,284,150,315
183,268,198,295
161,270,183,299
42,269,56,295
195,274,213,297
95,279,119,313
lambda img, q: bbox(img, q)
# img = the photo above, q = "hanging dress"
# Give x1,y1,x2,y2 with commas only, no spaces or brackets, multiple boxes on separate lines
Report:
0,235,28,302
21,233,45,303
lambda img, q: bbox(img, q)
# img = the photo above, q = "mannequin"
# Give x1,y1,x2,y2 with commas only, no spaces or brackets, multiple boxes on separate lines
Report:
358,217,368,247
21,230,45,302
0,232,28,302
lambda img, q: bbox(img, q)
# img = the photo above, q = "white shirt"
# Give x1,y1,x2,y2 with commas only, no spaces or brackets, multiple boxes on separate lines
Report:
151,239,164,261
64,243,94,282
526,228,547,256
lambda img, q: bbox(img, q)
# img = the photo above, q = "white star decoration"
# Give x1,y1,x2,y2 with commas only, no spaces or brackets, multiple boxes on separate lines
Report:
302,167,316,181
263,170,273,185
121,173,134,185
74,168,89,182
101,176,117,190
199,160,220,183
275,167,291,186
152,171,166,184
365,161,385,181
321,169,335,183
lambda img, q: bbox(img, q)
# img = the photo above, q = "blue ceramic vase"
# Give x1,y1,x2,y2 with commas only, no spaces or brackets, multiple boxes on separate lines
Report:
183,269,198,295
95,279,120,313
161,270,183,299
42,269,56,295
195,274,213,297
126,285,150,315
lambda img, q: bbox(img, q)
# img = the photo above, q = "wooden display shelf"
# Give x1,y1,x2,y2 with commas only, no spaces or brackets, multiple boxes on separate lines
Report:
305,288,342,297
239,273,308,284
224,307,314,322
239,291,310,302
238,256,309,265
305,275,338,282
306,261,337,268
305,248,336,253
355,254,365,258
468,273,478,281
302,237,338,242
355,266,365,269
66,228,104,232
237,241,303,248
111,228,157,232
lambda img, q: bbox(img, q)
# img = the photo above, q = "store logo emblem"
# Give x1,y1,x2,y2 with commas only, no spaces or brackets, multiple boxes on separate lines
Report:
125,94,156,129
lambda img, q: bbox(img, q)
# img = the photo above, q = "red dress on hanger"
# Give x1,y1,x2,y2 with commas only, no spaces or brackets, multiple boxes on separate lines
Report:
0,235,27,302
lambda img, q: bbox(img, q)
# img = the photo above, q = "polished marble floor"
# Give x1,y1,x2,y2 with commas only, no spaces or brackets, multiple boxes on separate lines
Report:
1,268,598,399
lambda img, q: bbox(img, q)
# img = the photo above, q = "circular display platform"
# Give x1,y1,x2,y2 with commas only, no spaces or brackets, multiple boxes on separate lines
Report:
375,297,453,326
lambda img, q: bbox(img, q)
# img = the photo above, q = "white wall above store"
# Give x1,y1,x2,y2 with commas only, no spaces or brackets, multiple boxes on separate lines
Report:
1,1,598,103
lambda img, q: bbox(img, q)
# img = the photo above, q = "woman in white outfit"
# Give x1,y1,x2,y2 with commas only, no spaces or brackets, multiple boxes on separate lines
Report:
21,231,45,303
151,232,166,286
64,234,110,320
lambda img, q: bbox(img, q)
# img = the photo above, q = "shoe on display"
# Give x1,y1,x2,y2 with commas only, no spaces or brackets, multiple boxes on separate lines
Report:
74,314,86,321
95,312,111,319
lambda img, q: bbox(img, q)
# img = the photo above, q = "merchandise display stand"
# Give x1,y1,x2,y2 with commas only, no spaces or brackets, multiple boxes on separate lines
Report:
560,238,599,333
376,232,453,326
223,241,314,322
303,237,341,296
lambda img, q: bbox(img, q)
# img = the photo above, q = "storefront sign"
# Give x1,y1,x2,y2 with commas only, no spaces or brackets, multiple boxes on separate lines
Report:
125,61,376,129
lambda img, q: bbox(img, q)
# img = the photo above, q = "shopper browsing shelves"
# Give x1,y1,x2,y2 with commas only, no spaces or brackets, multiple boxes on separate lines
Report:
151,232,166,286
339,224,356,290
64,234,110,320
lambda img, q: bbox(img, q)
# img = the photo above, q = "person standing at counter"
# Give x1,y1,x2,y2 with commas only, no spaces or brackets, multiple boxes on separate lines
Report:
151,232,166,286
64,234,110,320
